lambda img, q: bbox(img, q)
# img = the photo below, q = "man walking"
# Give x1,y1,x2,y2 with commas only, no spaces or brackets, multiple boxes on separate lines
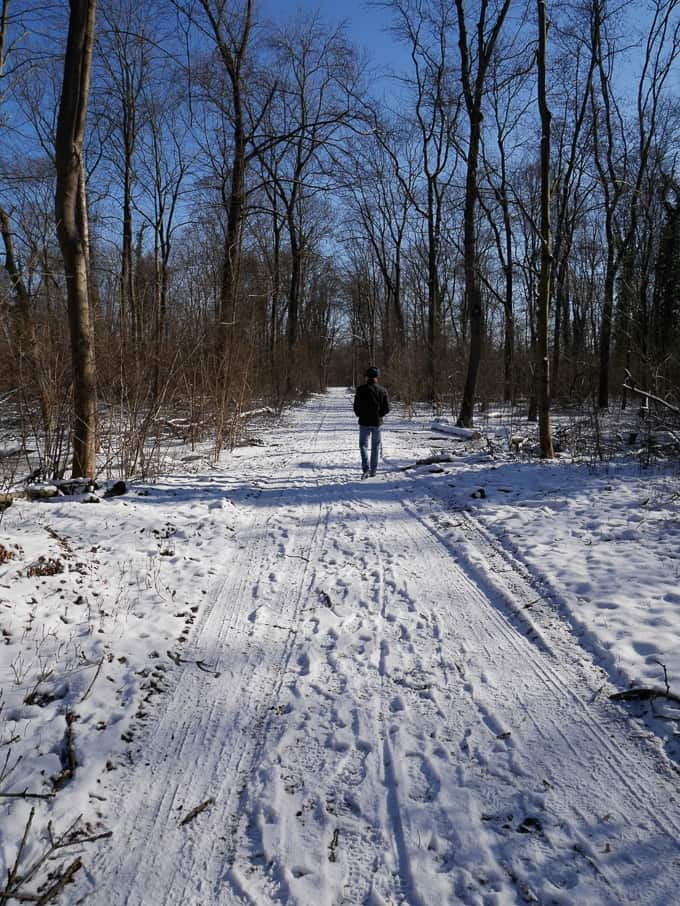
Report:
353,366,390,478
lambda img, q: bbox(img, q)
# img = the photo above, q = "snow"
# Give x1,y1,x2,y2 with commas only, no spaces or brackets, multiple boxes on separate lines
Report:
0,387,679,904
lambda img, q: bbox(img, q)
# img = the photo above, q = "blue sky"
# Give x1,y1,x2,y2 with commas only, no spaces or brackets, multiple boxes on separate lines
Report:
261,0,407,73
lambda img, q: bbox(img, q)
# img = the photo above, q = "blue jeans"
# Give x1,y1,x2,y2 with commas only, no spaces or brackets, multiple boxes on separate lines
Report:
359,425,381,473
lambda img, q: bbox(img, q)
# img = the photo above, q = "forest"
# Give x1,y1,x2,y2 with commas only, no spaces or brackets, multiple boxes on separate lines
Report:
1,0,680,477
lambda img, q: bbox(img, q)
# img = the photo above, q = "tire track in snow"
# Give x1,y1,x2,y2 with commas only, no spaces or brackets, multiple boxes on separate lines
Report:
227,390,680,905
79,402,333,905
388,481,680,903
77,390,680,905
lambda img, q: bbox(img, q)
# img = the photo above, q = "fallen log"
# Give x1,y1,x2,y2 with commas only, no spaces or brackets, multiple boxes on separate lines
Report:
430,420,482,440
610,687,680,706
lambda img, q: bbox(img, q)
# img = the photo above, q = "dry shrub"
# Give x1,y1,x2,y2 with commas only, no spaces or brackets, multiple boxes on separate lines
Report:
25,556,64,577
0,543,18,563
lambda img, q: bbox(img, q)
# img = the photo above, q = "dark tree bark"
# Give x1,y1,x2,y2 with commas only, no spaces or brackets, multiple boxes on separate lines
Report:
456,0,512,427
55,0,98,478
536,0,554,458
0,207,55,442
197,0,253,370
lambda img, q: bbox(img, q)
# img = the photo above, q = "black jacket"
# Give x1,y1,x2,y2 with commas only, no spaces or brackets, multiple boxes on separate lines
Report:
353,381,390,426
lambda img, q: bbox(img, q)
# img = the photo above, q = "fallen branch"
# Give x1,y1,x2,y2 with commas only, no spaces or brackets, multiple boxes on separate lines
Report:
623,370,680,415
180,797,214,826
0,858,82,904
0,809,107,904
609,687,680,705
80,656,105,702
0,791,56,800
52,711,77,791
196,660,221,677
4,807,35,898
50,829,112,850
166,651,220,677
239,406,275,419
401,454,455,472
24,671,55,706
416,454,454,466
430,420,482,440
33,858,82,905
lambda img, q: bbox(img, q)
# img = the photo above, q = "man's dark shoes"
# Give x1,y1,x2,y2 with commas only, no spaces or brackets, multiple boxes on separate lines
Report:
362,470,369,480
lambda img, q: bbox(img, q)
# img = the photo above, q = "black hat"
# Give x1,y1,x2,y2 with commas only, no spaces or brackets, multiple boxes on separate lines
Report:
366,366,380,378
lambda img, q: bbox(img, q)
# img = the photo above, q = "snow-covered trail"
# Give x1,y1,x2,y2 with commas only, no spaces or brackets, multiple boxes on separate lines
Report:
82,389,680,905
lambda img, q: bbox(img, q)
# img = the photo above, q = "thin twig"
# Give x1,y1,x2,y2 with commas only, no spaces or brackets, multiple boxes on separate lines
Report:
195,660,220,677
51,829,112,850
34,857,82,906
80,656,104,702
652,658,671,696
179,797,214,826
0,791,56,800
623,371,680,414
7,807,35,893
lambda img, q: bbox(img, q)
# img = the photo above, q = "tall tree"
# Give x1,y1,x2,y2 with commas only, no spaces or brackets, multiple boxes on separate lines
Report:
547,6,598,396
347,122,416,364
195,0,253,370
455,0,512,427
97,0,151,349
591,0,680,408
479,51,533,404
536,0,553,457
261,14,354,355
55,0,98,478
388,0,460,402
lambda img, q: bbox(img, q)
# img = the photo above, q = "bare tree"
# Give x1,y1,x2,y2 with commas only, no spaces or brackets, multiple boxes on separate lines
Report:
591,0,680,408
479,50,533,403
97,0,152,350
55,0,97,478
193,0,253,370
536,0,553,456
455,0,513,427
547,8,598,395
136,87,191,396
386,0,461,402
259,14,354,356
346,122,416,364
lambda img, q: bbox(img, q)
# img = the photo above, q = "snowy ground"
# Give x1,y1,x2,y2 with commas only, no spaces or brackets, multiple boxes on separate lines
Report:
1,387,679,904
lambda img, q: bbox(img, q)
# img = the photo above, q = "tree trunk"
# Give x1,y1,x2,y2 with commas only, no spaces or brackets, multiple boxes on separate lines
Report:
286,218,301,350
219,128,245,365
54,0,97,479
455,0,512,427
503,293,514,404
458,112,483,427
536,0,554,458
200,0,253,376
598,254,615,408
427,181,441,402
122,155,134,344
